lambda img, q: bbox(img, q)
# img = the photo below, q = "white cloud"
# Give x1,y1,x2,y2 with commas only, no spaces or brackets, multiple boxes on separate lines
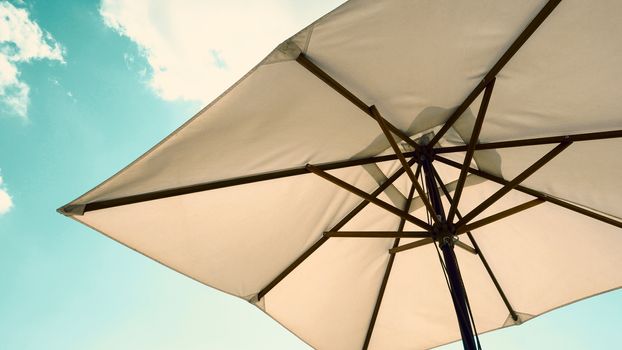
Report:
0,174,13,215
100,0,342,103
0,1,64,118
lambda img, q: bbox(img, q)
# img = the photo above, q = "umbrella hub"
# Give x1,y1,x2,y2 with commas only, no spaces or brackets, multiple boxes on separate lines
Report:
431,221,458,248
415,146,435,165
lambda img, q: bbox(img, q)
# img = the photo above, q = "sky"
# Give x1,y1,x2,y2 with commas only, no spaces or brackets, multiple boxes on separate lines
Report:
0,0,620,349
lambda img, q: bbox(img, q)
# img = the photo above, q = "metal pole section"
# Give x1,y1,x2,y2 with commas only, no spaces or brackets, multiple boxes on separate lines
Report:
420,155,478,350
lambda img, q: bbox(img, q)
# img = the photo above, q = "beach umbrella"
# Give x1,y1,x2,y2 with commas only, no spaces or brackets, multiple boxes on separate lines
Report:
59,0,622,349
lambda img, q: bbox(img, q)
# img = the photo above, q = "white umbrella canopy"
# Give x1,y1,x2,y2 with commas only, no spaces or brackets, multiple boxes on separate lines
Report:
59,0,622,349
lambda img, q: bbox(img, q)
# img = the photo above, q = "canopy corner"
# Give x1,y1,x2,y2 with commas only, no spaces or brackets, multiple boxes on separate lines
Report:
57,204,85,217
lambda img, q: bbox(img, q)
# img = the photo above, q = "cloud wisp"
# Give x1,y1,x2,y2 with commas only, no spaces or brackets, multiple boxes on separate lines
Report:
0,1,64,118
100,0,321,104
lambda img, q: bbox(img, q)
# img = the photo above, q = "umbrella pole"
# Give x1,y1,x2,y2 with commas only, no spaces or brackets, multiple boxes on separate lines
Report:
421,155,479,350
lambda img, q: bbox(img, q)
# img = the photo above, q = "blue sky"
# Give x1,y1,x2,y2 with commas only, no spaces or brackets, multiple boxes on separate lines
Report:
0,1,620,349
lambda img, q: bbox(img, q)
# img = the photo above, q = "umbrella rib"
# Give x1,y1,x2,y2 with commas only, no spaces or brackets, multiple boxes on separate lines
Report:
454,240,477,255
324,231,430,238
456,199,545,234
447,78,496,224
257,159,418,301
389,238,434,254
296,53,421,152
428,0,563,147
455,140,572,227
432,164,519,321
306,164,432,230
362,182,418,350
463,230,519,322
69,152,416,215
257,236,328,301
434,129,622,154
434,155,622,229
371,105,438,223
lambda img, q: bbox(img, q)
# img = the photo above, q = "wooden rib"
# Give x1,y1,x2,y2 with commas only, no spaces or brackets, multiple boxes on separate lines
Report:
456,199,544,234
296,53,421,152
456,141,572,227
447,78,495,223
306,164,432,230
257,236,328,301
434,155,622,230
429,0,563,146
455,241,477,255
71,152,416,214
389,238,434,254
257,158,417,300
324,231,430,238
434,129,622,154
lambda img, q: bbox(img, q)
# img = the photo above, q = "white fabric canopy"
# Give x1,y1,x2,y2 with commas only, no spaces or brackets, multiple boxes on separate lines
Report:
61,0,622,349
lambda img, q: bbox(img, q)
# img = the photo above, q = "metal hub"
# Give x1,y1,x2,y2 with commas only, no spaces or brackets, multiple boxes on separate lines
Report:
431,221,457,247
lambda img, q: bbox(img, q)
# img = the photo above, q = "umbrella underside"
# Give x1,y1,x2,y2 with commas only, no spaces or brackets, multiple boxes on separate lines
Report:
60,0,622,349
